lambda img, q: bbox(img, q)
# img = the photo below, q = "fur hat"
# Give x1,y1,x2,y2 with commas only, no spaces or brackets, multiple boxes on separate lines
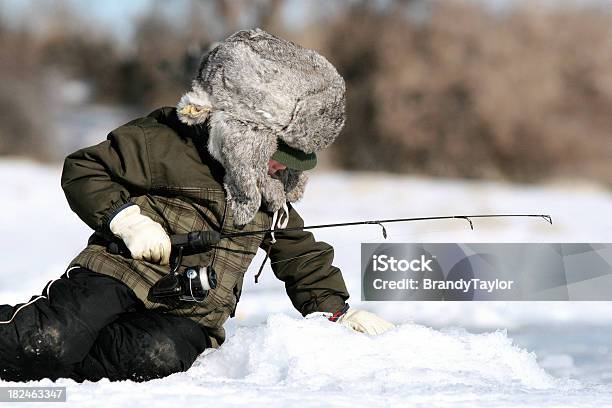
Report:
176,28,346,226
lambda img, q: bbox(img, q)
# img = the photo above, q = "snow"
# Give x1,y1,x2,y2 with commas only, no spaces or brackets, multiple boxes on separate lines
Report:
2,158,612,407
198,315,555,389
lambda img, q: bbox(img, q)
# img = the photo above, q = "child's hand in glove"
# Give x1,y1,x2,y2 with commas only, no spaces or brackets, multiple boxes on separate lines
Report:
337,308,395,335
109,205,171,265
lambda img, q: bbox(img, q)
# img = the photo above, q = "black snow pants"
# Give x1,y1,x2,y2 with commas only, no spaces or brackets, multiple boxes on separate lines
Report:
0,268,211,382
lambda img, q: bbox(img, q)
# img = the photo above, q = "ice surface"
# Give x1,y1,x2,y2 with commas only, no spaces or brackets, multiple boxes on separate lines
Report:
2,159,612,406
4,315,611,408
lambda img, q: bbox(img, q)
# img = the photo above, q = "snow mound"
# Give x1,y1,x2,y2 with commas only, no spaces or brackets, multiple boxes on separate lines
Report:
190,314,555,395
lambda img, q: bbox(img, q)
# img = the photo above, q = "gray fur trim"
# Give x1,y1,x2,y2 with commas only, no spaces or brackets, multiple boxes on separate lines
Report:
178,28,346,225
208,111,286,225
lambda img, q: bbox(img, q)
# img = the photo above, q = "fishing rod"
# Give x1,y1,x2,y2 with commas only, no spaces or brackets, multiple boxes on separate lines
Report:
128,213,553,302
170,213,553,250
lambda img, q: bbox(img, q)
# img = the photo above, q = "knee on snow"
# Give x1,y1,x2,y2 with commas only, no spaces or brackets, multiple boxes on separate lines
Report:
21,325,77,363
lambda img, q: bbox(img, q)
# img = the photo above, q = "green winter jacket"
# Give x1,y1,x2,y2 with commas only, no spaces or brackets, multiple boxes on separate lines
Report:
61,107,349,347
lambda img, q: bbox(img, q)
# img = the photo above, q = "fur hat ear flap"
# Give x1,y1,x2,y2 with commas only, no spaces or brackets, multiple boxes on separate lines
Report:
207,111,282,226
205,110,310,226
177,83,213,125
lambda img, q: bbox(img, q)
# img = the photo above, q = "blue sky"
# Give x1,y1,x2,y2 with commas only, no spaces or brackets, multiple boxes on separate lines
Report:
2,0,171,43
0,0,313,44
2,0,605,45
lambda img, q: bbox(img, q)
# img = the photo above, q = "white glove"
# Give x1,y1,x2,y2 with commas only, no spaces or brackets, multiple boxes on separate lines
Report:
109,205,171,265
337,309,395,335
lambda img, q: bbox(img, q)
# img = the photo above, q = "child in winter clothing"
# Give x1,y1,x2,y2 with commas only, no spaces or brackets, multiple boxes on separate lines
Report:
0,29,393,382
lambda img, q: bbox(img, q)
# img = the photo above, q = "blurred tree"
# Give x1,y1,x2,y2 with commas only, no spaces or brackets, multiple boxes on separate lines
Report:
324,0,612,183
3,0,612,185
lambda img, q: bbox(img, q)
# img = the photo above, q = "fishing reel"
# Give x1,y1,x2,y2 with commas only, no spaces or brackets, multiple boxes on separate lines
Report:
148,231,222,303
149,264,217,303
107,231,222,303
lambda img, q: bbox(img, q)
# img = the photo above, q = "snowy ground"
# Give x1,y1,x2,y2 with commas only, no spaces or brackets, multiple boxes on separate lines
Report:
2,159,612,407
